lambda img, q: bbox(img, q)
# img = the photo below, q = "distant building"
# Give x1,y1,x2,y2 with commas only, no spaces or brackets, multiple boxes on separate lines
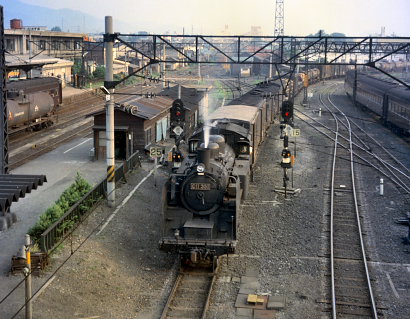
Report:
89,85,205,159
5,19,85,60
4,19,85,86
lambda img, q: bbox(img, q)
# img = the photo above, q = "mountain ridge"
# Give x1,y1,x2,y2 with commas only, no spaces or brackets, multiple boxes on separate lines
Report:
2,0,135,33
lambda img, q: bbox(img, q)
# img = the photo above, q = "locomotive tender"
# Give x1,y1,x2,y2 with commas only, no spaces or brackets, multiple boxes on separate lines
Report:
344,71,410,135
159,82,280,267
7,77,62,132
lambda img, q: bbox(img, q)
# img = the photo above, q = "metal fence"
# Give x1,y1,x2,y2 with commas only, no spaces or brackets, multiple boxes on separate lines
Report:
40,151,141,253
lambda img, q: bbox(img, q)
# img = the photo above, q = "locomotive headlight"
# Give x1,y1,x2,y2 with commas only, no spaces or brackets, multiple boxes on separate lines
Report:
197,163,205,173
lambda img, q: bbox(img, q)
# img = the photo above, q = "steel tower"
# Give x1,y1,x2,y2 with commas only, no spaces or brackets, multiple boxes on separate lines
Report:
274,0,284,36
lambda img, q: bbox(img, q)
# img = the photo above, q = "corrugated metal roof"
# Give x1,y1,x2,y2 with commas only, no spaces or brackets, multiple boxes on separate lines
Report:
118,95,173,120
0,174,47,213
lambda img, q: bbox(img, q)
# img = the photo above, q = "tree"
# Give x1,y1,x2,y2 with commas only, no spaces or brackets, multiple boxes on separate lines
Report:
51,26,62,32
93,66,106,79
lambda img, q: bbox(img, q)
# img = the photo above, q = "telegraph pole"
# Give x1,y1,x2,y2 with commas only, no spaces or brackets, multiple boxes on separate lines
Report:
104,16,115,207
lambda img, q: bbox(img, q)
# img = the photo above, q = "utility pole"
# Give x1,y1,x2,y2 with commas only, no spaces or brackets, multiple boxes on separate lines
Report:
0,6,8,174
162,43,166,88
24,234,32,319
303,55,308,106
104,16,115,207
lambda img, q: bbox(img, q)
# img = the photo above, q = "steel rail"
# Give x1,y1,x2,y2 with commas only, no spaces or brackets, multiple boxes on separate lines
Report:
326,107,410,193
349,119,410,174
295,109,410,190
328,88,410,175
327,92,378,318
160,266,215,319
323,90,338,319
295,109,410,197
319,89,378,318
9,124,93,170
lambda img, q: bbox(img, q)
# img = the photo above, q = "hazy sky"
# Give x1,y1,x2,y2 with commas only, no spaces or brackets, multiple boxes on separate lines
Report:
18,0,410,36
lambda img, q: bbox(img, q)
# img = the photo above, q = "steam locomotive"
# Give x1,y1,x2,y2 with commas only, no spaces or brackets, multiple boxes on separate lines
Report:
159,81,280,267
7,77,62,132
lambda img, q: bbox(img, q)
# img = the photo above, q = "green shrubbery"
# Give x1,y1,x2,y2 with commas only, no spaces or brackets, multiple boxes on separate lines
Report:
28,173,93,244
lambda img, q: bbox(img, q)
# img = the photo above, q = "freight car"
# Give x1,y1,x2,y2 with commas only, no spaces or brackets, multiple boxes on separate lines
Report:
159,82,280,267
7,77,62,132
344,71,410,135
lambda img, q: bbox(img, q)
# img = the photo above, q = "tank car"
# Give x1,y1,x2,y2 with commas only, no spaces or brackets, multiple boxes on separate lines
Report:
7,77,62,132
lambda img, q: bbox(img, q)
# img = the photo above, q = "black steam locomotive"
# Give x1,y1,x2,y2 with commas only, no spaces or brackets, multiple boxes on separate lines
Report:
159,82,280,267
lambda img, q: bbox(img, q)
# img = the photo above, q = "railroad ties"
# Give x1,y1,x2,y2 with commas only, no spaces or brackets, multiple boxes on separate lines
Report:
319,91,380,318
160,267,215,319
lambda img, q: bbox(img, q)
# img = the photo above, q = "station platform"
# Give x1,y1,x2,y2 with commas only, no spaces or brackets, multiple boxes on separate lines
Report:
0,137,105,275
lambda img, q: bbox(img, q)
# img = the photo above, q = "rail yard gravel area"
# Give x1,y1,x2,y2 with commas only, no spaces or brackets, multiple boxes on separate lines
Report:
206,87,333,318
7,80,408,319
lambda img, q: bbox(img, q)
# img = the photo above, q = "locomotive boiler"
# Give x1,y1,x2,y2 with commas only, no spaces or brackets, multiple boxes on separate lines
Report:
160,133,242,268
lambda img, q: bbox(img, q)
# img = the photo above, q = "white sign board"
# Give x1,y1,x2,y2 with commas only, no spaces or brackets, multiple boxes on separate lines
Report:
173,126,183,136
292,128,301,137
149,146,163,158
284,125,293,136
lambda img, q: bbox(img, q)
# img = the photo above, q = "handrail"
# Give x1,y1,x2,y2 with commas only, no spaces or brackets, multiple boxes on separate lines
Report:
40,151,141,253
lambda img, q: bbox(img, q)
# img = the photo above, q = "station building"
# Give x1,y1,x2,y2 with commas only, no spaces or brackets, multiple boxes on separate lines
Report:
89,85,206,160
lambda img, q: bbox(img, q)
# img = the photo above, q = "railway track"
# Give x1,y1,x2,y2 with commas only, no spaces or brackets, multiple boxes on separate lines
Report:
9,123,93,170
8,83,163,169
295,91,410,198
160,267,216,319
319,91,379,318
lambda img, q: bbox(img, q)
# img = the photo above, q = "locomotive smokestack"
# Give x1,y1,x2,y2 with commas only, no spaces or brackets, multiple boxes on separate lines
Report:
197,144,211,170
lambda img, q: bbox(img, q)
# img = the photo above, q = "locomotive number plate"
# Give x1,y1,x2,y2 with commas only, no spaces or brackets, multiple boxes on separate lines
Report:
190,183,211,191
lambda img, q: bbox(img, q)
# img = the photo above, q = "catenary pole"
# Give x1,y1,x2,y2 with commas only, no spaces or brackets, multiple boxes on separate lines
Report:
105,16,115,207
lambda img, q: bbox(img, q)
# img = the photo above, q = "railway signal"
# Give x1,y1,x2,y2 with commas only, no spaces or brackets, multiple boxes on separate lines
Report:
281,100,294,125
171,99,185,125
170,99,186,145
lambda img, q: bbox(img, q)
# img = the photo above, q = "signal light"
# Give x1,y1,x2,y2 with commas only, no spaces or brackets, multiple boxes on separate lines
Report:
281,101,294,124
171,99,185,124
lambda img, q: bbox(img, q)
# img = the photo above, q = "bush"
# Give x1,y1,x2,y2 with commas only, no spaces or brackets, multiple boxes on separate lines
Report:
28,173,92,244
93,66,106,79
